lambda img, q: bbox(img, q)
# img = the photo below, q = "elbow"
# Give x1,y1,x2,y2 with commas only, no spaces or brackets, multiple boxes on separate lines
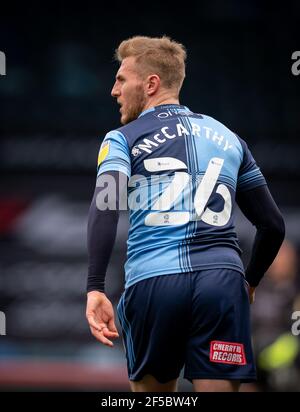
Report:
266,212,285,242
276,213,286,241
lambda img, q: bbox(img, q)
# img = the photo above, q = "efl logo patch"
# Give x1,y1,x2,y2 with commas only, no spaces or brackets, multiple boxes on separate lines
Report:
98,141,110,167
209,340,246,365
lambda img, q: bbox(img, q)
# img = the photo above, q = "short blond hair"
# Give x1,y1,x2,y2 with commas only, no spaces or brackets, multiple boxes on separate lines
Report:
115,35,187,92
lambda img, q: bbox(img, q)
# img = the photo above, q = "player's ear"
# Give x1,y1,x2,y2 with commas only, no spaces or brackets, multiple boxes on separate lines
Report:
146,74,160,96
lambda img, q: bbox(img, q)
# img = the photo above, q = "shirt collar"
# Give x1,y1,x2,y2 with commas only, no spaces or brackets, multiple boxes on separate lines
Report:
138,104,190,118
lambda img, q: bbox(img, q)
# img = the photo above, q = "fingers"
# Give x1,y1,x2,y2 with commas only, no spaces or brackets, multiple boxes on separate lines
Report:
90,325,119,347
90,325,115,347
87,315,119,347
86,315,102,332
103,328,119,338
87,315,119,335
108,317,119,335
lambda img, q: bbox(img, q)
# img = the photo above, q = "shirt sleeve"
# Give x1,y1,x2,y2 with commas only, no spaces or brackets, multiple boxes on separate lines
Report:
236,136,266,192
87,171,128,293
97,130,131,178
236,185,285,287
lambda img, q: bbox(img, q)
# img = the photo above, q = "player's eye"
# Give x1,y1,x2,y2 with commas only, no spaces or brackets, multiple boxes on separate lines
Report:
116,75,125,83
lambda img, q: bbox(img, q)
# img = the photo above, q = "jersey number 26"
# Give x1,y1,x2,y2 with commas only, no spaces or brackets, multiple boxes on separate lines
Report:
143,157,232,227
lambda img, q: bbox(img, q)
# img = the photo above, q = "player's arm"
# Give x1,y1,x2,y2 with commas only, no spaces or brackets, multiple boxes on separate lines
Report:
236,184,285,289
235,135,285,296
86,170,128,346
86,130,131,346
87,170,128,294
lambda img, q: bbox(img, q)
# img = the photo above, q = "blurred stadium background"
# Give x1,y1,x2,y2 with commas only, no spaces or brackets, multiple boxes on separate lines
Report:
0,1,300,392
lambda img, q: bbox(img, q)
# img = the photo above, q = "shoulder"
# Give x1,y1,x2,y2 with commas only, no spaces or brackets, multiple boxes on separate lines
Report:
201,113,237,136
115,114,156,146
201,114,244,150
102,114,155,153
102,129,128,146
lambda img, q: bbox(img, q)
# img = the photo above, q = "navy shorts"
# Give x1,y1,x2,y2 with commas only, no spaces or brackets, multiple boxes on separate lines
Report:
117,269,256,383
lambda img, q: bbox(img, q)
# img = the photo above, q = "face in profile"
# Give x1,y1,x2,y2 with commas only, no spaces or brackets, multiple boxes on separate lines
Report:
111,56,147,125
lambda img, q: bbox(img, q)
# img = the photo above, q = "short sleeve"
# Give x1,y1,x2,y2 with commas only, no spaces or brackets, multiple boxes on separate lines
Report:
237,137,266,192
97,130,131,178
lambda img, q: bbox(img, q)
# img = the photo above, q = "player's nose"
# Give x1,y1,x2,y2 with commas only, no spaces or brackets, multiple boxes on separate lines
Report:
111,83,120,98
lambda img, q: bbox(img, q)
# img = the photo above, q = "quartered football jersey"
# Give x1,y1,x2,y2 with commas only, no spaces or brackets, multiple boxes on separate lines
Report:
97,104,266,289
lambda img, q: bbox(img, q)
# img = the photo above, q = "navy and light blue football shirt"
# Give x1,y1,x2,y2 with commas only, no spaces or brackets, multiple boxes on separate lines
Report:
97,104,266,289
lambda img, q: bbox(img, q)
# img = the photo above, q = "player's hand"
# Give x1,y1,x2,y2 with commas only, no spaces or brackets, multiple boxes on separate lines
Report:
248,286,256,304
86,291,119,347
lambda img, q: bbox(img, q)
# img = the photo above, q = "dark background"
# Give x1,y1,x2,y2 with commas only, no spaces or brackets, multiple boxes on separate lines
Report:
0,0,300,391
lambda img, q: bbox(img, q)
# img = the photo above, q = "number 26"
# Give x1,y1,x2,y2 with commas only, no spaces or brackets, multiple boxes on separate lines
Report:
143,157,231,227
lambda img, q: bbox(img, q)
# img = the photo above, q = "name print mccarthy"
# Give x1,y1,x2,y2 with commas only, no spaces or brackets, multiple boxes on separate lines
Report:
132,122,233,155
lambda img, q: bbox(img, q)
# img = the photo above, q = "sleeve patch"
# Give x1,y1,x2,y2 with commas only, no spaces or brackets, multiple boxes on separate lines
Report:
97,141,110,166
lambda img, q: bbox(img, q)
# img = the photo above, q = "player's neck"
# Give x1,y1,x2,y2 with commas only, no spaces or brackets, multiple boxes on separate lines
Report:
142,93,180,112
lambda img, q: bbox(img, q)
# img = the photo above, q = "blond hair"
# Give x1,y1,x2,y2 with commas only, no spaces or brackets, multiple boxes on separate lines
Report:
115,35,187,92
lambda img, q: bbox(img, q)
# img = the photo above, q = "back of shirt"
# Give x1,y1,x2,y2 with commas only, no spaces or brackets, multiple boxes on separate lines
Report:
97,104,266,289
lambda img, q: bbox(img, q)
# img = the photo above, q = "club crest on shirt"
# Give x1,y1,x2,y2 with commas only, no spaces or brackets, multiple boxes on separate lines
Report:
132,146,141,157
98,140,110,166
